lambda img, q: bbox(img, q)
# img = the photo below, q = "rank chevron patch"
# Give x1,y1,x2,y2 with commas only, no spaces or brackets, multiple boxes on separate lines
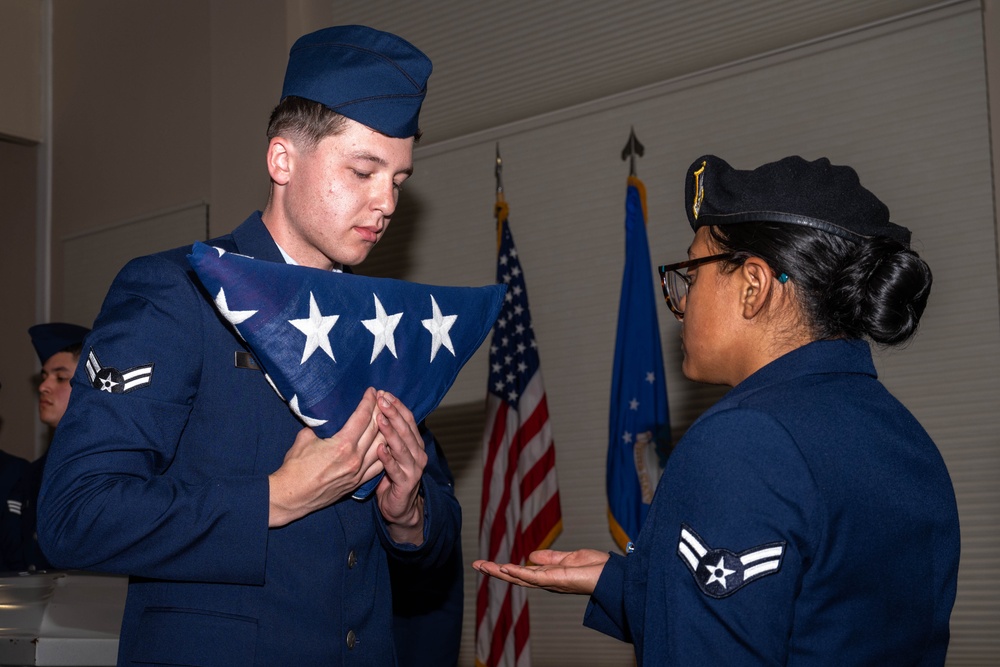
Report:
677,523,786,599
85,349,154,394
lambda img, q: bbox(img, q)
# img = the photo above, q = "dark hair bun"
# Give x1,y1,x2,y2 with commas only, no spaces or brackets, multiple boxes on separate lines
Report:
841,239,932,345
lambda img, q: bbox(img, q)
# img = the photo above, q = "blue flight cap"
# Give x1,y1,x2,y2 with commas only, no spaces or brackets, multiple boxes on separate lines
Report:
29,323,90,365
280,25,432,139
685,155,912,245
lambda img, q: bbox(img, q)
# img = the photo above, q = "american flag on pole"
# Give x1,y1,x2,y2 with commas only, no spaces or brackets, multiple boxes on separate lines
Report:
476,194,562,667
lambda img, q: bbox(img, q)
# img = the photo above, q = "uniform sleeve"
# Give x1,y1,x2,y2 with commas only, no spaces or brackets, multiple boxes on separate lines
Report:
37,255,270,584
0,454,29,571
375,426,461,568
583,552,630,642
388,427,464,667
627,407,820,664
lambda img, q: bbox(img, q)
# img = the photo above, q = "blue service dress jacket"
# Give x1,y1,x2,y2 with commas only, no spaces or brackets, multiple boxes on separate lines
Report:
3,453,50,572
0,449,29,571
584,338,960,666
391,430,463,667
37,212,461,666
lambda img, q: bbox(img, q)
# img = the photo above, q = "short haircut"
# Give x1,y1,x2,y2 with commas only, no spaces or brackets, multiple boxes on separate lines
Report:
62,343,84,360
266,96,422,151
266,96,350,151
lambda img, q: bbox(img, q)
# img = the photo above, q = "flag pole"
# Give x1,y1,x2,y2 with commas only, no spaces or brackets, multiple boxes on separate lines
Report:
494,143,508,248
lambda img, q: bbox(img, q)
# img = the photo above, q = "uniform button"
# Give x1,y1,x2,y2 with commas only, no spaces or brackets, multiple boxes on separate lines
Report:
346,630,356,649
347,550,357,568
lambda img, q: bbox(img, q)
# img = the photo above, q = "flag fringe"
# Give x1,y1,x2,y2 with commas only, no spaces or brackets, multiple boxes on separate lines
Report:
525,518,563,564
607,507,631,553
627,174,648,225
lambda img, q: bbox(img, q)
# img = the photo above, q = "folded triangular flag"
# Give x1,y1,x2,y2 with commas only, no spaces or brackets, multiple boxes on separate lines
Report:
188,241,506,499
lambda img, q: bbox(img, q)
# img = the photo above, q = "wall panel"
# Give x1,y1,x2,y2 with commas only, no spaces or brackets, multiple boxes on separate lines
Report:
360,3,998,663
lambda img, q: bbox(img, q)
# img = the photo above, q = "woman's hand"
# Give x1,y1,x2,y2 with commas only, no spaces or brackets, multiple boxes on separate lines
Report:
473,548,610,595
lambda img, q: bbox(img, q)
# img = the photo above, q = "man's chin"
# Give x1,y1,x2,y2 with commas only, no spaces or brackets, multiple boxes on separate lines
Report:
39,409,59,429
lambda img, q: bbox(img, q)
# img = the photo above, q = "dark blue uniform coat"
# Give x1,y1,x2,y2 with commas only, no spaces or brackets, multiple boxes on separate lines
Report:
391,430,463,667
585,339,960,665
38,213,461,666
0,450,29,571
3,453,49,571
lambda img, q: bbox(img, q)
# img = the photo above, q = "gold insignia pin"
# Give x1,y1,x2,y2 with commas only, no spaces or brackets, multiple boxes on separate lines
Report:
692,161,707,220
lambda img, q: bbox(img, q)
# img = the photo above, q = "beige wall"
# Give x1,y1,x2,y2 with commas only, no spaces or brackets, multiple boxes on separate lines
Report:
988,0,1000,289
0,0,327,461
0,139,41,461
0,0,43,141
207,0,291,235
0,1,44,461
48,0,320,316
50,1,212,316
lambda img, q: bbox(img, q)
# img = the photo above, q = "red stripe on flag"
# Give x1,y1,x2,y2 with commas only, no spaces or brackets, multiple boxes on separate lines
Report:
479,398,509,527
513,393,548,458
522,493,562,554
513,596,531,659
519,440,555,502
487,584,513,667
486,426,528,562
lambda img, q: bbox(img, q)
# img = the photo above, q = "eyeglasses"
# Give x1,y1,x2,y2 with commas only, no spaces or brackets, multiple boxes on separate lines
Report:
657,253,733,319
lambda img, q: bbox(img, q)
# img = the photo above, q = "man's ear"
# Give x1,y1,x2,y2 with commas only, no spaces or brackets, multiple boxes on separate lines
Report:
740,258,774,320
266,137,293,186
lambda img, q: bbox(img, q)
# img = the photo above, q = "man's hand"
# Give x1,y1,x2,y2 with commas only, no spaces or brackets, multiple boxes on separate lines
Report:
268,387,384,527
473,549,611,595
373,391,428,545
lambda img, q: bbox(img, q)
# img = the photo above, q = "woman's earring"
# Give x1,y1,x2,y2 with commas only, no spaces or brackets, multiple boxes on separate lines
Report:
778,273,789,283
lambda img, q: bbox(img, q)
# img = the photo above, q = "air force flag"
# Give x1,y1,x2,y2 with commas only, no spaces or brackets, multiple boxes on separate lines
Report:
187,241,506,499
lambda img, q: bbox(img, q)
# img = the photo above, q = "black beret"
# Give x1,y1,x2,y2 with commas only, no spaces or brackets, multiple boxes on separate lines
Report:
29,322,90,365
280,25,431,139
685,155,911,245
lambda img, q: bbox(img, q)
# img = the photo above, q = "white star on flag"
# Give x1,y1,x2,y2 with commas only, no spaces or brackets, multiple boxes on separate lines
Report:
362,294,403,363
289,394,328,429
214,288,257,325
288,292,339,364
421,295,458,362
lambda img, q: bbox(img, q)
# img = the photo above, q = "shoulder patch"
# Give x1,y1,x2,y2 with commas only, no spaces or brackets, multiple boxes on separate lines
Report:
86,348,154,394
676,523,785,599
